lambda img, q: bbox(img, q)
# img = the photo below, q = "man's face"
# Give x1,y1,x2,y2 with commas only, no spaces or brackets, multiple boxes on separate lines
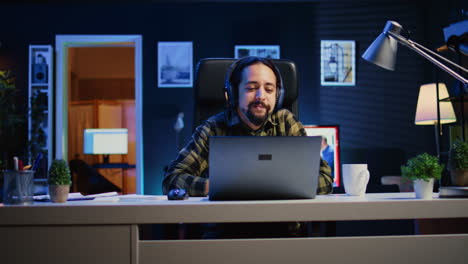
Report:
236,63,277,127
321,138,327,150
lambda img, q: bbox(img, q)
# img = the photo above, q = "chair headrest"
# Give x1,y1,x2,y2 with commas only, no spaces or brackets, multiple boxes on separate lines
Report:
194,58,298,107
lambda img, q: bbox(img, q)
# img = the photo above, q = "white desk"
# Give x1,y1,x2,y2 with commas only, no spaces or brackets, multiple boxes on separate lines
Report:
1,193,468,264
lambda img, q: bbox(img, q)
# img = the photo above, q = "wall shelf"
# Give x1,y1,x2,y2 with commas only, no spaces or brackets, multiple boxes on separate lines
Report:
28,45,53,177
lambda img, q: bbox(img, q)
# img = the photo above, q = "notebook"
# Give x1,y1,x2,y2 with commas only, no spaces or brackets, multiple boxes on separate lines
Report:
208,136,322,201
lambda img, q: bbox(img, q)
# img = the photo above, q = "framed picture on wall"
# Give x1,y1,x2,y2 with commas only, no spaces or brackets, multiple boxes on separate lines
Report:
304,125,341,187
320,40,355,86
234,45,280,59
158,41,193,88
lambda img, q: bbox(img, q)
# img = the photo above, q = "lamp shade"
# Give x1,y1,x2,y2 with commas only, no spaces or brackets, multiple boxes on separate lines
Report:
415,83,456,125
362,21,402,71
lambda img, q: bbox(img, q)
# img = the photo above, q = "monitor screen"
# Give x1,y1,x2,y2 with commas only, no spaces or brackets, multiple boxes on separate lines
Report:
304,125,341,187
83,128,128,155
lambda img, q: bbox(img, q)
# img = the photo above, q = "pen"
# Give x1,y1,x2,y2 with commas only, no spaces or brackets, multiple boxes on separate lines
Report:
18,159,24,171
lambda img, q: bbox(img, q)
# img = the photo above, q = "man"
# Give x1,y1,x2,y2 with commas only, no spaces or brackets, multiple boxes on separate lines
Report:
162,56,333,238
163,56,333,196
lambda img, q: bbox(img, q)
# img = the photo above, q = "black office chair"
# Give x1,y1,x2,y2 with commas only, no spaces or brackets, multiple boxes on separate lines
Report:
193,58,299,130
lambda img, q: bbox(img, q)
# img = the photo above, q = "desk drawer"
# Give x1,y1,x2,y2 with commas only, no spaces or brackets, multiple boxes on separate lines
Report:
139,235,468,264
1,225,132,264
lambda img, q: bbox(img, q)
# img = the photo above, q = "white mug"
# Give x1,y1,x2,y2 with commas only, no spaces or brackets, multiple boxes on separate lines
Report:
342,164,370,196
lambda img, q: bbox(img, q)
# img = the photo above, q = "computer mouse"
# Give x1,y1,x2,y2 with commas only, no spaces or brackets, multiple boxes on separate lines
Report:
167,188,189,200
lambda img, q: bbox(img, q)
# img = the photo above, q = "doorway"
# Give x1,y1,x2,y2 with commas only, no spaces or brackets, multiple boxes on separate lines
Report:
56,35,143,194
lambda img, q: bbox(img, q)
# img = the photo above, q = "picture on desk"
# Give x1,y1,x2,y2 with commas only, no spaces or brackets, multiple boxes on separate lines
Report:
304,125,340,186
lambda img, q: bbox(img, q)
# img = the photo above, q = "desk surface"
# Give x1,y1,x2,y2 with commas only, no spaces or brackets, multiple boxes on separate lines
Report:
3,192,468,264
1,193,467,226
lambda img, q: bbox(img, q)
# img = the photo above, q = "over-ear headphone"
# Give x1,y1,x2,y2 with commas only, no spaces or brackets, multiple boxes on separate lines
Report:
224,57,284,111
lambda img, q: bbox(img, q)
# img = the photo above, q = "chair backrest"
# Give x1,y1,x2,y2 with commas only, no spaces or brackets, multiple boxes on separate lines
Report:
193,58,299,130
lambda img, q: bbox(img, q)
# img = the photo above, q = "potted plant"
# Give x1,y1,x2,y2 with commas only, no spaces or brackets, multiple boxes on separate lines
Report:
448,139,468,186
401,153,444,199
48,159,72,203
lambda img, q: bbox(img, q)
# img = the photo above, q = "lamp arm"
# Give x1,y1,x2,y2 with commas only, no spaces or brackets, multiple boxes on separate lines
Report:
388,31,468,86
412,41,468,73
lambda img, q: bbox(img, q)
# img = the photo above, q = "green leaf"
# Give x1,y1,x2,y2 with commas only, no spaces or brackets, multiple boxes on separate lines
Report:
48,159,72,185
448,139,468,170
401,153,444,181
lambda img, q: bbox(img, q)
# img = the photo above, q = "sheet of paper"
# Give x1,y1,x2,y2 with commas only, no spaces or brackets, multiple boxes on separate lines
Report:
118,194,167,200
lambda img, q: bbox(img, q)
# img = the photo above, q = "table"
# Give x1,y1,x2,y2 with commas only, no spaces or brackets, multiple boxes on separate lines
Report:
1,193,468,264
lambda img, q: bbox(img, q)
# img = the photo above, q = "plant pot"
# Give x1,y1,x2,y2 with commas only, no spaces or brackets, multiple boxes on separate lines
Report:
49,184,70,203
450,169,468,187
413,179,434,199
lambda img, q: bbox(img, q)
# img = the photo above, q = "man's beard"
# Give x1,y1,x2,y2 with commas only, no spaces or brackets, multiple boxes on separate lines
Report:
245,101,271,126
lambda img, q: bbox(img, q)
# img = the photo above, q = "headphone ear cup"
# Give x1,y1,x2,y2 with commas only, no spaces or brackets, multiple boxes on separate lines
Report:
224,61,234,108
276,88,283,110
225,83,236,108
224,84,230,106
224,60,239,108
275,75,284,110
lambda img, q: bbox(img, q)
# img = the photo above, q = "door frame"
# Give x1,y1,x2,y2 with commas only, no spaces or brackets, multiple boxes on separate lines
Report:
55,35,144,194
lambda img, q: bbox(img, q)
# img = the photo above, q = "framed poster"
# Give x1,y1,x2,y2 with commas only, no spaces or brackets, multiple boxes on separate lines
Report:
304,125,341,187
158,41,193,88
234,45,280,59
320,40,355,86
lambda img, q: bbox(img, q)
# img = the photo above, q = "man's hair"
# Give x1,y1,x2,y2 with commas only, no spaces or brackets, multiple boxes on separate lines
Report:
226,56,282,107
321,136,327,144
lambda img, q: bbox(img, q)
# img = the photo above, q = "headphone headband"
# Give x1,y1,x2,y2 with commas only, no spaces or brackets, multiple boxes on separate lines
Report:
224,57,284,110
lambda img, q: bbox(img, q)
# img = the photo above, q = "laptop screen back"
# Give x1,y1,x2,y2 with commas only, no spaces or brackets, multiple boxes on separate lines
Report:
208,136,322,200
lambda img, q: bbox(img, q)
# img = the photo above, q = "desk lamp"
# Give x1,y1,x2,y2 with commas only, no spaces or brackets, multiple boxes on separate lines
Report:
362,21,467,86
362,20,467,155
415,83,456,156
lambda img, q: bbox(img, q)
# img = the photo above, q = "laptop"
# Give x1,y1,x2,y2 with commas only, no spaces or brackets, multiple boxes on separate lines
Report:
208,136,322,201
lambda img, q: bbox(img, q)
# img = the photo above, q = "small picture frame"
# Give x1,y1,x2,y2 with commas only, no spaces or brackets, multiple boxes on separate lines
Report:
304,125,341,187
158,41,193,88
320,40,355,86
234,45,280,59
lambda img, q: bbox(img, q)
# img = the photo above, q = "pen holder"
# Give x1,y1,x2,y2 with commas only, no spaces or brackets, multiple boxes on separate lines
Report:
2,170,35,205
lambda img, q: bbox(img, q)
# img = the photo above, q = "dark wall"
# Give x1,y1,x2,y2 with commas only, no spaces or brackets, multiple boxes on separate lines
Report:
1,1,464,194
